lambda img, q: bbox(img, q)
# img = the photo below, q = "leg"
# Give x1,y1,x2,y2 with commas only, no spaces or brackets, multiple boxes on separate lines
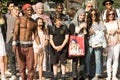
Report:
16,47,26,80
0,56,5,78
92,47,102,80
42,51,46,71
39,51,44,79
61,64,66,75
34,53,38,69
72,58,78,77
79,56,86,79
107,46,113,78
94,47,102,75
86,47,93,75
26,47,34,80
53,64,58,76
112,44,120,78
6,43,17,75
4,54,9,74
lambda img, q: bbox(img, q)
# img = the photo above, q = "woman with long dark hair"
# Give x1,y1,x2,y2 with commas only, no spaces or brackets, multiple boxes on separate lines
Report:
86,9,106,80
33,17,49,80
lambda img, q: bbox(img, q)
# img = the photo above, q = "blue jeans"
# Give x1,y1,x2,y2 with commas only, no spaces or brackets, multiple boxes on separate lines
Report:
86,46,103,75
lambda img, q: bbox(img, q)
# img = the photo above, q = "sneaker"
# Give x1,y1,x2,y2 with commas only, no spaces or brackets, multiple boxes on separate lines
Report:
92,76,99,80
112,77,118,80
19,77,22,80
5,70,12,75
9,75,16,80
106,77,111,80
52,75,58,80
1,77,6,80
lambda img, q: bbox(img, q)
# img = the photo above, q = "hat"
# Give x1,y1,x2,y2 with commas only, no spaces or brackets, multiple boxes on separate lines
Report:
22,3,32,11
103,0,114,6
36,2,44,9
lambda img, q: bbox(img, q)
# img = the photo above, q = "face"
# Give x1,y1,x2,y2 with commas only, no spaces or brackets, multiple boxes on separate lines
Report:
108,11,114,20
56,5,63,14
86,3,93,11
55,19,62,27
37,18,43,26
105,1,112,9
8,3,14,11
24,7,33,16
78,13,85,21
37,7,44,14
91,10,96,21
12,7,20,17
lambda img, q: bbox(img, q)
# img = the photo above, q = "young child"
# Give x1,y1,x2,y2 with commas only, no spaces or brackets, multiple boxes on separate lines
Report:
33,17,49,80
49,17,69,80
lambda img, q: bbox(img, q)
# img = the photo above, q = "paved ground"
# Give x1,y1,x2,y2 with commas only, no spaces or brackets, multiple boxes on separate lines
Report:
2,60,120,80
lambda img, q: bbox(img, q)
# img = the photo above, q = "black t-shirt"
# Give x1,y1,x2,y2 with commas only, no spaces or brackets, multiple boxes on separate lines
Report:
50,25,69,46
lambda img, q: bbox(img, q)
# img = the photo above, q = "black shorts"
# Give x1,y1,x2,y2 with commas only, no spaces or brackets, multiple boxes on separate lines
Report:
51,47,68,65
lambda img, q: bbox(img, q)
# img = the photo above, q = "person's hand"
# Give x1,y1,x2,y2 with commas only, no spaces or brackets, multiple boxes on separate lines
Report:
89,27,94,35
44,40,48,46
12,45,16,53
38,48,43,53
109,30,116,36
56,45,63,52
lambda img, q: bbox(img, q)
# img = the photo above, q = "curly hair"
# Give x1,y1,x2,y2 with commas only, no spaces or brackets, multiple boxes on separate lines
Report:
86,9,100,29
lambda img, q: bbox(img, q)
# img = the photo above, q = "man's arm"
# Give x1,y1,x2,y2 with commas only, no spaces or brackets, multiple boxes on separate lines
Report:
12,17,20,53
13,18,20,41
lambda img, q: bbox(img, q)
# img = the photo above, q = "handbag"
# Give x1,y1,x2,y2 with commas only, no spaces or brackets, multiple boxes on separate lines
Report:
68,35,85,58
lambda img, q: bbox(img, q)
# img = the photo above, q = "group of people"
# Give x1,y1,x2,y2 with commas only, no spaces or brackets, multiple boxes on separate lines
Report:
0,0,120,80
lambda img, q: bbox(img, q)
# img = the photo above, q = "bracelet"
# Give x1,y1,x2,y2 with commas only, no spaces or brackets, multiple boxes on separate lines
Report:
39,44,42,49
12,41,17,45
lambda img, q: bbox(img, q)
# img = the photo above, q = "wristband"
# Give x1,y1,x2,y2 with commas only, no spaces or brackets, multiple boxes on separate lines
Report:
39,44,42,48
12,41,17,45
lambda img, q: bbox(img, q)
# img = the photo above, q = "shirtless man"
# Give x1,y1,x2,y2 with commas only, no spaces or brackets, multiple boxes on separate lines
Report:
12,4,41,80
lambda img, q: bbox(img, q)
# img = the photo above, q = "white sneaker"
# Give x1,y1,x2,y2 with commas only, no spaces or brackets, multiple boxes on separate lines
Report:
106,77,111,80
5,70,12,75
112,77,118,80
1,77,6,80
9,75,16,80
19,77,22,80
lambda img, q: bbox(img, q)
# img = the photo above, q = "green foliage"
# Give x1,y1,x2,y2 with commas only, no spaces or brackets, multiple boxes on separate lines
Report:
1,0,8,13
97,0,120,13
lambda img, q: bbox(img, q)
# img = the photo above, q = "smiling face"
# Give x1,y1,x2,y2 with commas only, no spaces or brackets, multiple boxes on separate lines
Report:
24,7,33,17
37,18,43,26
106,10,116,22
108,11,115,21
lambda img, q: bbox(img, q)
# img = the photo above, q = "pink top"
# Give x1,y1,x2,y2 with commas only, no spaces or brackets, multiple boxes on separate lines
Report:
33,31,48,53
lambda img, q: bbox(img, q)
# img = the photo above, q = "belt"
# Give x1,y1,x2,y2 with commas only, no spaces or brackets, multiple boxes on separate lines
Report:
18,43,33,48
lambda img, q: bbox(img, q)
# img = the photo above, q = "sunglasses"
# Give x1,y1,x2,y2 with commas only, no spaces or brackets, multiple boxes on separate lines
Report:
87,5,93,8
105,2,112,5
92,13,96,16
108,13,114,16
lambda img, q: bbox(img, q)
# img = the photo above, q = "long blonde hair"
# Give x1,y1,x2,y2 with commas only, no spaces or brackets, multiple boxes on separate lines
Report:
0,14,5,25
